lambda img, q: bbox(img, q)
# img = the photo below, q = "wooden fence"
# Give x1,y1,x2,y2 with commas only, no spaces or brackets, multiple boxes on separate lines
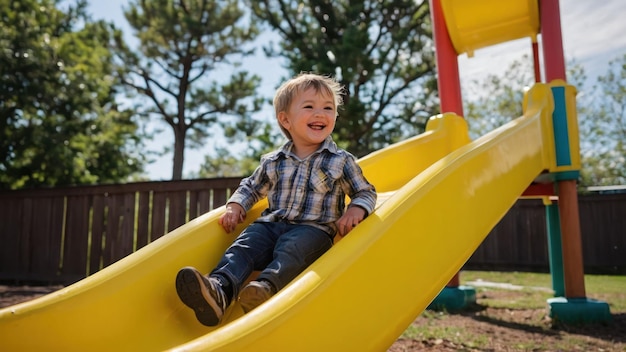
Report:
0,178,241,284
466,194,626,274
0,179,624,284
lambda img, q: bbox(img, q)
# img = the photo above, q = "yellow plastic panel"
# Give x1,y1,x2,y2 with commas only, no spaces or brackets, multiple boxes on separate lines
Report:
440,0,540,56
0,84,556,351
358,112,471,193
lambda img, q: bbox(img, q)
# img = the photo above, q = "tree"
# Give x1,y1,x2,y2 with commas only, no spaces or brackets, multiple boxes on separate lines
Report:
578,54,626,186
0,0,145,189
247,0,438,157
113,0,263,180
462,52,626,188
463,55,536,139
195,118,281,177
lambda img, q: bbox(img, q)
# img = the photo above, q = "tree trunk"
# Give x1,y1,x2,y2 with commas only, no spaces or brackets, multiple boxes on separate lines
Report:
172,127,186,180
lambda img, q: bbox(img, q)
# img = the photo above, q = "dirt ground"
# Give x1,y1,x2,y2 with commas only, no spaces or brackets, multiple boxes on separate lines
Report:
2,285,625,351
0,284,65,308
388,290,626,352
389,308,626,351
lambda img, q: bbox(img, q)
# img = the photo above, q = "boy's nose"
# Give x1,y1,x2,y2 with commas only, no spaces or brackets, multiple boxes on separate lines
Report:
314,108,327,116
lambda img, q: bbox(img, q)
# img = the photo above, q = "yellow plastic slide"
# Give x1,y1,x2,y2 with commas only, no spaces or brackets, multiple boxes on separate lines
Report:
0,84,555,351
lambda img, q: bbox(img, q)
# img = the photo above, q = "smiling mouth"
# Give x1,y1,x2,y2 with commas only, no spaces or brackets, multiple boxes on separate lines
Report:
308,123,326,130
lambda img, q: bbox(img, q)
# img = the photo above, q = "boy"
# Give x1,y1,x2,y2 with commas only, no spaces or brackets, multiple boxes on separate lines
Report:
175,73,377,326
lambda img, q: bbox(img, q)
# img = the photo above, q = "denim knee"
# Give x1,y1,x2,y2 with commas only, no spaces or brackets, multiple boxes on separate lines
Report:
258,224,333,290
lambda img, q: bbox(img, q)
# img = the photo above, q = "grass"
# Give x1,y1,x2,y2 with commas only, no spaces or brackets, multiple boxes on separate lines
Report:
461,270,626,311
462,270,555,309
583,274,626,311
397,270,626,351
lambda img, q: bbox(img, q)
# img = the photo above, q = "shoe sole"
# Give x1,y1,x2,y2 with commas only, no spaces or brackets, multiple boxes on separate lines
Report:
175,268,222,326
239,283,272,314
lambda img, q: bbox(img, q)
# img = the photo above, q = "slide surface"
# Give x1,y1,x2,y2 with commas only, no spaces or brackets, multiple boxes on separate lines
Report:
0,85,555,351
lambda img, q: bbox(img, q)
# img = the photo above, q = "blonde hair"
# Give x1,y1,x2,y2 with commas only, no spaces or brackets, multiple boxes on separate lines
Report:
273,73,344,140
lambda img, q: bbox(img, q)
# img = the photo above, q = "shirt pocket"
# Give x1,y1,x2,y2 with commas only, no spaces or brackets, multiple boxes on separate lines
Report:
309,167,342,194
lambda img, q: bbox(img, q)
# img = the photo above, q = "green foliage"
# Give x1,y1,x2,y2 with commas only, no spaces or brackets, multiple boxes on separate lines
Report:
0,0,145,189
113,0,264,180
248,0,438,157
578,54,626,186
195,114,282,178
463,53,626,187
463,56,535,139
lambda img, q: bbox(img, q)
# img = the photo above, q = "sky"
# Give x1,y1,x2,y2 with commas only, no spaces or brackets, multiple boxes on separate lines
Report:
86,0,626,181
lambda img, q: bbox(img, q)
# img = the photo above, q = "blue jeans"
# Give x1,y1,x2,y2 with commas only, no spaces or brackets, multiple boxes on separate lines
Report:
210,222,333,298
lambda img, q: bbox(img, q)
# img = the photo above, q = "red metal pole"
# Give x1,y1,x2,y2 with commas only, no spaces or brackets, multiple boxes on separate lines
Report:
429,0,464,116
541,0,567,82
532,41,542,83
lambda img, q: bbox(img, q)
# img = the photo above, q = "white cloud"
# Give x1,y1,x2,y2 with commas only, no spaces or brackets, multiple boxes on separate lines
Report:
561,0,626,63
456,0,626,100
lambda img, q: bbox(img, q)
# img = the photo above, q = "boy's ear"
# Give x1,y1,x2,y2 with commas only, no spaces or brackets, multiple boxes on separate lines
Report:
277,111,290,129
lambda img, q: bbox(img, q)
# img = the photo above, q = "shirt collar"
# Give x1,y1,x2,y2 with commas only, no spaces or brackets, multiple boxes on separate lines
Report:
272,136,339,161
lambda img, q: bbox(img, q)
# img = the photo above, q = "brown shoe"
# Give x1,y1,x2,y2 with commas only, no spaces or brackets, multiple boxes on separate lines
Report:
239,280,276,313
175,267,228,326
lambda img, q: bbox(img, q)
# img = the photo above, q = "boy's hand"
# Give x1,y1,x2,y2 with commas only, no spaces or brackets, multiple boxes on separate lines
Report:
336,206,366,237
219,203,246,233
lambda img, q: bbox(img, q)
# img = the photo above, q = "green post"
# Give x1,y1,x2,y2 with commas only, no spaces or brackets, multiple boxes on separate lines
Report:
544,198,565,297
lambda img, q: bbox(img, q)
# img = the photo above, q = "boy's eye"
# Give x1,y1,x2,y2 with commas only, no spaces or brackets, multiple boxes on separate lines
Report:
301,104,333,111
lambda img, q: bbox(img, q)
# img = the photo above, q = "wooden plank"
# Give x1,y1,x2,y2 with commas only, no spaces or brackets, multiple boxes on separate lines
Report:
167,191,187,232
89,194,106,275
18,199,33,275
520,200,548,267
62,196,90,282
213,188,228,211
0,199,22,274
104,193,127,266
188,190,199,220
151,192,167,241
30,197,56,276
579,195,626,273
100,193,114,267
120,192,136,254
197,190,212,215
136,191,151,249
47,196,66,281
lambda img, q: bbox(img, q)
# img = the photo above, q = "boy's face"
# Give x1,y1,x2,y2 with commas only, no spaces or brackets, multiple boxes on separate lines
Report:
278,87,336,148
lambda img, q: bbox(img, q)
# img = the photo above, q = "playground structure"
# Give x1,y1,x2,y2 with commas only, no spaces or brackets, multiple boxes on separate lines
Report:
0,0,612,351
428,0,610,323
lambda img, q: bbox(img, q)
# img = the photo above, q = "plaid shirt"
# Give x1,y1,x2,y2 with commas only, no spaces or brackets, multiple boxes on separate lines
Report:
228,137,377,236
